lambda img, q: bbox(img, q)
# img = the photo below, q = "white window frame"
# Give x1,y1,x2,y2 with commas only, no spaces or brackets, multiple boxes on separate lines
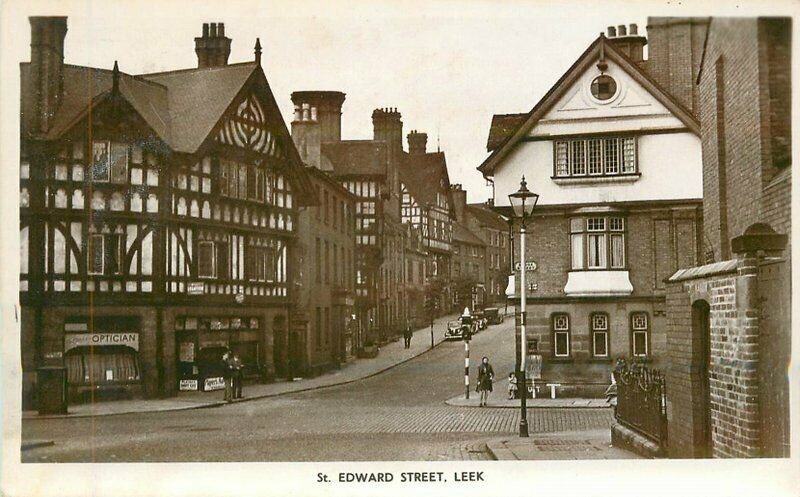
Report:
631,312,649,357
553,314,570,358
591,313,609,358
197,241,216,279
554,136,637,178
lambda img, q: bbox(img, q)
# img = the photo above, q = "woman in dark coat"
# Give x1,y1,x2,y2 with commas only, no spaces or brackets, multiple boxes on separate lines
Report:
476,356,495,407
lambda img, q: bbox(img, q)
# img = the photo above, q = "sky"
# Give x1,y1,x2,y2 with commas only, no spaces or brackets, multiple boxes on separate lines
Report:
3,0,744,203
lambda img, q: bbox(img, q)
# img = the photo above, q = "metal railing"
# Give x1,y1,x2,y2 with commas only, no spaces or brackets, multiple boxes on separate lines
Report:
612,358,668,447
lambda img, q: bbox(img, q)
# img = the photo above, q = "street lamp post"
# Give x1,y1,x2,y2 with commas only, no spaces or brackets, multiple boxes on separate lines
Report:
508,176,539,438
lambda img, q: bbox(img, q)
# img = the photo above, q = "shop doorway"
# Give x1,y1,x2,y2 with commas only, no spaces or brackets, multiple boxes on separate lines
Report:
272,316,287,378
692,299,712,458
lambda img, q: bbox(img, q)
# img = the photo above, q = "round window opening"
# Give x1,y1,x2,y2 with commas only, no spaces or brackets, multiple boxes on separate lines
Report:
590,75,617,101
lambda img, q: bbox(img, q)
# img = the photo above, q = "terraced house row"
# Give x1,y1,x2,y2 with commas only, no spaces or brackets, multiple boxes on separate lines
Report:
19,17,508,408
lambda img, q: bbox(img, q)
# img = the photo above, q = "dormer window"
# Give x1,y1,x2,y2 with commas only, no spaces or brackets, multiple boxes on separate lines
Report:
554,136,637,178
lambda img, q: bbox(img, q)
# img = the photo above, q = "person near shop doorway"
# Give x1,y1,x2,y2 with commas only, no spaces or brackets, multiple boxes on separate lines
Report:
222,350,235,402
476,356,495,407
233,351,244,399
403,325,412,349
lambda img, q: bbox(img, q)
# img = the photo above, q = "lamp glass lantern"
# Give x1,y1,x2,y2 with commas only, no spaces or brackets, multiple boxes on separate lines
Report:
508,176,539,222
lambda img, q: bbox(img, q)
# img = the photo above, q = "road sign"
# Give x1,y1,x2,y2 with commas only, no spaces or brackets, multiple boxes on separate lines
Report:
514,261,537,271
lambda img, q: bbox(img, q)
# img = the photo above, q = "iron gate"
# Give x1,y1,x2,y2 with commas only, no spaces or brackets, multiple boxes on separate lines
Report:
613,359,668,448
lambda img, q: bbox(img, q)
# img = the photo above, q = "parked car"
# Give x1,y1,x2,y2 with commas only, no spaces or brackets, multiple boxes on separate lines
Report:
484,307,504,325
444,320,464,340
473,311,487,331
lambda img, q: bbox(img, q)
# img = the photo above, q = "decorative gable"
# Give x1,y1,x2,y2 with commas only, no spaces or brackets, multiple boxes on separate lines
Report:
533,58,685,137
217,93,284,158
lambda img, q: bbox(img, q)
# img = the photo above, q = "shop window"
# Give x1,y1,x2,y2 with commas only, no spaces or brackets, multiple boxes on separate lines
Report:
65,346,140,384
552,313,570,358
631,312,649,357
591,313,609,357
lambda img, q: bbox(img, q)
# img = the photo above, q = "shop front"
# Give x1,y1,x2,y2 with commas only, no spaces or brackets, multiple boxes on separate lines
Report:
174,315,265,392
62,316,142,402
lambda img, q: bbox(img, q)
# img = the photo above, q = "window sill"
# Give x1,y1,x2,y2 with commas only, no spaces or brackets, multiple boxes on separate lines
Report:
549,357,574,363
551,173,641,185
590,357,614,363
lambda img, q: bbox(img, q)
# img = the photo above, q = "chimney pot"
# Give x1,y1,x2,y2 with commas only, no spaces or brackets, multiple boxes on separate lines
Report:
302,103,310,121
629,23,638,35
203,23,209,37
607,26,617,37
617,24,627,36
293,104,301,122
310,106,318,121
219,23,225,37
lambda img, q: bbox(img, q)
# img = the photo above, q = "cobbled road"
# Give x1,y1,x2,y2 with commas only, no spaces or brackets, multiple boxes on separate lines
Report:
22,317,612,462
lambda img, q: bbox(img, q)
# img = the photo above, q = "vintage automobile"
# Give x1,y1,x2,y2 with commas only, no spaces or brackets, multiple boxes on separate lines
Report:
484,307,504,325
473,311,488,331
444,320,465,340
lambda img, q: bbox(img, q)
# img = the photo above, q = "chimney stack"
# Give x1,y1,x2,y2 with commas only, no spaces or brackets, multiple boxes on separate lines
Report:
372,107,403,199
407,130,428,155
450,184,467,222
195,22,232,68
29,16,68,135
606,22,647,63
291,91,346,143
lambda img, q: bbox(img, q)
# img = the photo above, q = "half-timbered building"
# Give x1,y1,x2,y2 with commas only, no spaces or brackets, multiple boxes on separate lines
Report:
20,18,314,407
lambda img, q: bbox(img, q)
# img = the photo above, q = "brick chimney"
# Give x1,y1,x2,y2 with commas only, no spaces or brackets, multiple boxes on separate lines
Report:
372,107,403,198
450,184,467,222
290,102,322,169
29,16,68,135
606,23,647,63
291,91,346,143
195,22,232,68
407,130,428,155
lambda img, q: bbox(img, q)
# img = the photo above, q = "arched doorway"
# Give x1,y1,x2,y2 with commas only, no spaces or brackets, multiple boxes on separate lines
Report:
692,300,712,458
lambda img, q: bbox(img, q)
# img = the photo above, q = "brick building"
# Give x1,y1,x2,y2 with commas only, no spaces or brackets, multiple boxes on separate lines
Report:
663,17,791,458
450,221,487,311
450,184,511,306
20,18,315,407
478,24,704,396
291,166,356,377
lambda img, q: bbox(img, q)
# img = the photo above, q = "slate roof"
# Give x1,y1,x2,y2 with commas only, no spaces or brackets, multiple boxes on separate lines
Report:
465,203,509,230
399,151,449,206
21,61,258,154
321,140,388,177
486,113,527,151
21,59,315,204
453,221,486,247
141,62,257,153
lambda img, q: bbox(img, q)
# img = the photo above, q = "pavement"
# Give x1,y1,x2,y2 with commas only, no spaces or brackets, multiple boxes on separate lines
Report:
22,313,458,420
445,376,611,408
485,429,641,460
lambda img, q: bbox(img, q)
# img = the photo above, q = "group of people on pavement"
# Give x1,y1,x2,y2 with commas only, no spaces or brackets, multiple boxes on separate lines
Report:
222,350,244,402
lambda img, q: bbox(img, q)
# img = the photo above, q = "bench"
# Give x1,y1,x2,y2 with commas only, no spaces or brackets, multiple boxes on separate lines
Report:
546,383,561,399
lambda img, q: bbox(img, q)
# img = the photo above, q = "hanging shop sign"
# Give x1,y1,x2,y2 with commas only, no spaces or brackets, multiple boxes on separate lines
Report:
514,261,538,271
64,333,139,352
204,377,225,391
179,379,198,391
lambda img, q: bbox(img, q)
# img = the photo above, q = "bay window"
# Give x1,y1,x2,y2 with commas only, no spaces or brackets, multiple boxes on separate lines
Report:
570,216,626,270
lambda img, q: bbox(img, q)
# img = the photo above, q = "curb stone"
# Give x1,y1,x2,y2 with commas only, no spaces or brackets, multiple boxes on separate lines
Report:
23,331,449,420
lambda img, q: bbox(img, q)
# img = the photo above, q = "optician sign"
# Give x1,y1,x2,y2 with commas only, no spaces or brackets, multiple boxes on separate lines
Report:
64,333,139,352
514,261,538,271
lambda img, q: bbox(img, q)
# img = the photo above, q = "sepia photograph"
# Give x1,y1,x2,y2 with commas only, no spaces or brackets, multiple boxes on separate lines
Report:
1,0,797,495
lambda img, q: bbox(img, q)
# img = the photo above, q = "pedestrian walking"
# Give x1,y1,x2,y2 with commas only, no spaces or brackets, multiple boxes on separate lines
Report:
222,349,235,402
233,351,244,399
476,356,495,407
403,325,412,349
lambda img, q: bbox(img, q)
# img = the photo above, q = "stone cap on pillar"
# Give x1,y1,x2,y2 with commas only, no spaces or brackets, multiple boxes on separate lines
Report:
731,223,788,256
